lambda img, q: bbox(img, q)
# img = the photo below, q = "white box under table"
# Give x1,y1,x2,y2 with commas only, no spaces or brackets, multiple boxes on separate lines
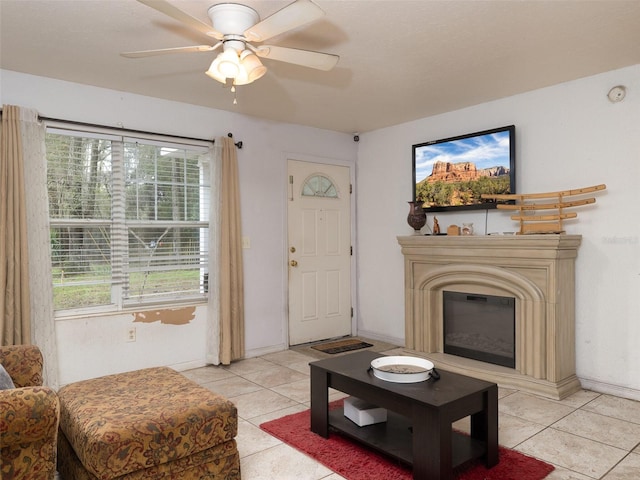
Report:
343,396,387,426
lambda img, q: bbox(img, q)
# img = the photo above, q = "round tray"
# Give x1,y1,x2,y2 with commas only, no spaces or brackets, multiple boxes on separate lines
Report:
370,356,434,383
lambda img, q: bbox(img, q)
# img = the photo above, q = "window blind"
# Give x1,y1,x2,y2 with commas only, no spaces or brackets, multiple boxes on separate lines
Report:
46,127,213,314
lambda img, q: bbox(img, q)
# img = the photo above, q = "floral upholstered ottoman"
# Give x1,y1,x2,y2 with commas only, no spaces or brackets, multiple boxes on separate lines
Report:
56,367,240,480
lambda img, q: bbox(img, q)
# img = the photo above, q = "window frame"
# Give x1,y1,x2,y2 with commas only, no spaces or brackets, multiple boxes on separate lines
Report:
45,122,214,318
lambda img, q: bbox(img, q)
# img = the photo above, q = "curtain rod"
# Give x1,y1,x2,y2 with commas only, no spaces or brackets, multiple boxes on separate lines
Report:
1,108,239,147
36,115,215,144
227,132,243,149
1,108,214,143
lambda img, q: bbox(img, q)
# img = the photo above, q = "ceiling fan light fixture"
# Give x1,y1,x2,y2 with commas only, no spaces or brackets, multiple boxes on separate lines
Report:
217,48,240,78
205,57,227,84
130,0,339,92
240,49,267,83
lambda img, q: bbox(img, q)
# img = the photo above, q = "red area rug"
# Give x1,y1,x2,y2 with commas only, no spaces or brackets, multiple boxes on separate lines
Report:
260,401,554,480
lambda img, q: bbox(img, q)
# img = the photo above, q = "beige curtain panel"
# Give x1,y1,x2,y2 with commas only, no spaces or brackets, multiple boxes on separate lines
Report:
219,136,245,364
0,105,32,346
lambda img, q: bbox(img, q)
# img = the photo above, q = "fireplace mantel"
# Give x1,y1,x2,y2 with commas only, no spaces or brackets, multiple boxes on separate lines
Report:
397,234,582,399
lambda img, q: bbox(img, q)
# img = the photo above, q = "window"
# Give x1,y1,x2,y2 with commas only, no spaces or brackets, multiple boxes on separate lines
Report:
46,128,212,314
302,174,338,198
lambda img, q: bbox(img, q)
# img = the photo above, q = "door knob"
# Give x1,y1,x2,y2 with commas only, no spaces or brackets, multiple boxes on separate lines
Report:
290,260,298,267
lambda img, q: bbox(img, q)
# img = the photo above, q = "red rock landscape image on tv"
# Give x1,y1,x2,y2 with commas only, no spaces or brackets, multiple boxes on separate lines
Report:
412,125,516,212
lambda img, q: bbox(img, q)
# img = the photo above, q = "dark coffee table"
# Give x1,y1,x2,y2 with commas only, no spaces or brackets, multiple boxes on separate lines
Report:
310,351,498,480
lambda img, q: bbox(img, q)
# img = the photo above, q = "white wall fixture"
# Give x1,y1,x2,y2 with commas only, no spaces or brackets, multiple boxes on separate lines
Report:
607,85,626,102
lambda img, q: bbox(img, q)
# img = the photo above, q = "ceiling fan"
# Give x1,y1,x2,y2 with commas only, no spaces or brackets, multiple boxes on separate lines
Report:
122,0,339,88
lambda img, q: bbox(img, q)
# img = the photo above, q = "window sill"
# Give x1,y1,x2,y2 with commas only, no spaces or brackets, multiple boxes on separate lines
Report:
54,298,208,321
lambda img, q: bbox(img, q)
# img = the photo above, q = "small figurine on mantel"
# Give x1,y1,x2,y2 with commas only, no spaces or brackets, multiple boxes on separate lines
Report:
433,216,440,234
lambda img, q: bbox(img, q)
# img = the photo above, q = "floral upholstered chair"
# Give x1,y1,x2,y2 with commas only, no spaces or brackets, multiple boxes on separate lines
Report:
0,345,60,480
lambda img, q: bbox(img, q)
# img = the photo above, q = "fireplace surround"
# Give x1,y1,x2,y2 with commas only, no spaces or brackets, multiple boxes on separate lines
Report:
397,234,582,400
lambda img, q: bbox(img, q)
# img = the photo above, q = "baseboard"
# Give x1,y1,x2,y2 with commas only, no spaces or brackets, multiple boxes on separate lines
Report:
354,329,404,348
170,343,289,369
169,359,208,372
579,377,640,402
244,343,288,359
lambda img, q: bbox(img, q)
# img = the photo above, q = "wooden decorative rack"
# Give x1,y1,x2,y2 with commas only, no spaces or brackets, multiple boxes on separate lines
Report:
481,184,606,234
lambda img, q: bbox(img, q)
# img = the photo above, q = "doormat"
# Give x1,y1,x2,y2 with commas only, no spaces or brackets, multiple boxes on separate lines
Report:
260,400,555,480
311,338,373,354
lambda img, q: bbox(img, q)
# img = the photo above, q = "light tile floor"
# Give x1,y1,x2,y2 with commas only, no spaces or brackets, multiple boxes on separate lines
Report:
180,345,640,480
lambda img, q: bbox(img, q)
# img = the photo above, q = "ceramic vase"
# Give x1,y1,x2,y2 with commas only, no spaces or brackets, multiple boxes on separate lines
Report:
407,201,427,233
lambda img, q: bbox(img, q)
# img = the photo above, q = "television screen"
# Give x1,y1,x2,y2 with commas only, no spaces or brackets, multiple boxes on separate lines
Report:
412,125,515,212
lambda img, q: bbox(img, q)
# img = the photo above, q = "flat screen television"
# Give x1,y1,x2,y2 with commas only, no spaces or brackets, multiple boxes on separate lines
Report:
412,125,515,212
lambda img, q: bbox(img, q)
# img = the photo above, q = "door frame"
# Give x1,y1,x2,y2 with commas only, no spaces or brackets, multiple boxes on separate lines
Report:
283,153,357,348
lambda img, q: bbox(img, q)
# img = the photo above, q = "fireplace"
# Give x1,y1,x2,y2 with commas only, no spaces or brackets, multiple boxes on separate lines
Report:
397,234,582,400
443,291,515,368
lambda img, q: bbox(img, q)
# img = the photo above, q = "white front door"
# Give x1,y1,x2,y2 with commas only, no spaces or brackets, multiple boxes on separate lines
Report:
287,159,352,345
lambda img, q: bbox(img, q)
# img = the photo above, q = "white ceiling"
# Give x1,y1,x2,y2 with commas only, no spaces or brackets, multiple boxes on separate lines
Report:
2,0,640,134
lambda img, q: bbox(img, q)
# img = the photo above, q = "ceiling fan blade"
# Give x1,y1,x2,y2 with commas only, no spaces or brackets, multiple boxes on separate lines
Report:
244,0,325,43
121,43,221,58
255,45,338,71
137,0,223,40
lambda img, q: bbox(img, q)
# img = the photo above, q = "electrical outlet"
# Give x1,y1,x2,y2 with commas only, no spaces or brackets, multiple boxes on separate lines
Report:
126,327,136,342
242,236,251,249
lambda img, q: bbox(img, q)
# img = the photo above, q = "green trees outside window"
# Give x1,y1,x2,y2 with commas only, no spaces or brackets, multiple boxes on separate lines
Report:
46,131,211,313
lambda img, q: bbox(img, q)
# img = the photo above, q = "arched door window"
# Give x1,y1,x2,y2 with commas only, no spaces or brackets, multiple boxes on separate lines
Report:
301,174,339,198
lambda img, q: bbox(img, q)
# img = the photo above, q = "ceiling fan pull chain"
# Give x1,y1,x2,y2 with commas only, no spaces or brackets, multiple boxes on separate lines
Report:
231,84,238,105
